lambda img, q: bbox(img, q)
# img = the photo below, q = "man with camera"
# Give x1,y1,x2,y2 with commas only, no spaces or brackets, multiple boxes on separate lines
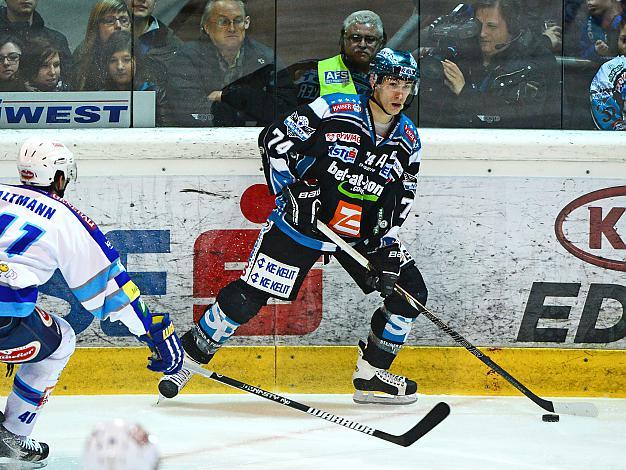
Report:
423,0,560,128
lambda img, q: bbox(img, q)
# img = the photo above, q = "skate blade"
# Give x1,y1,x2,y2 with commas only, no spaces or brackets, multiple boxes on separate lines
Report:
353,390,417,405
0,457,48,468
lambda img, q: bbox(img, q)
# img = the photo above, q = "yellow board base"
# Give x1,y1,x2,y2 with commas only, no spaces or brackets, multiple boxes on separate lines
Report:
1,346,624,397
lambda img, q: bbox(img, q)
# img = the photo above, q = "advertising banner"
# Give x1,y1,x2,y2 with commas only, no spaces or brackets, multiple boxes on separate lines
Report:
0,91,155,128
19,175,623,350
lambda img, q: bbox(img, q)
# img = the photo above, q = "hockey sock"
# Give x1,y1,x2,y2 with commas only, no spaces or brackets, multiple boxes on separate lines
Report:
3,315,75,437
365,307,417,369
197,302,241,346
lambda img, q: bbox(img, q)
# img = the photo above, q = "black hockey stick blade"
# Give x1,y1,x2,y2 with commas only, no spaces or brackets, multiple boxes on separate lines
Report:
374,401,450,447
183,359,450,447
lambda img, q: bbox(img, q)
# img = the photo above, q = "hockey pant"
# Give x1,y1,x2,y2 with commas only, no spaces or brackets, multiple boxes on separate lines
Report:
197,221,428,369
0,308,76,436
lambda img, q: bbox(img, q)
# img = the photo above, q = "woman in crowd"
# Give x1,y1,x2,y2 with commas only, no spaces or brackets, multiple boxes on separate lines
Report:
21,37,69,92
72,0,131,91
0,34,24,91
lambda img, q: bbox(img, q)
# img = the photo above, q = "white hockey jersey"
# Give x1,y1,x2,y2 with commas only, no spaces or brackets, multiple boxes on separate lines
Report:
0,184,150,336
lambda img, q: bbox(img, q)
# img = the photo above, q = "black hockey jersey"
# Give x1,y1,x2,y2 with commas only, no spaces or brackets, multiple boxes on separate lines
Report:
258,92,422,252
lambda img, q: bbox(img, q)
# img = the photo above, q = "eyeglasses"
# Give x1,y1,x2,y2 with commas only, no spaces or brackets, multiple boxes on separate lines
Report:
0,53,20,64
100,16,131,26
345,34,380,46
210,17,247,29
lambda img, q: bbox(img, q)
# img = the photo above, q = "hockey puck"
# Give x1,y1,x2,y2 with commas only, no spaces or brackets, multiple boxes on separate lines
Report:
542,414,560,422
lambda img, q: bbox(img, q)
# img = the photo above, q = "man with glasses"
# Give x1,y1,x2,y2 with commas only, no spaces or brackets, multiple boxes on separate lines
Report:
166,0,295,126
0,0,72,83
160,48,427,406
293,10,385,104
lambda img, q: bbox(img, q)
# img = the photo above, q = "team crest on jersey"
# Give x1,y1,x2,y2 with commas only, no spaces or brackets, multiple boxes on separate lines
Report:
331,102,362,113
284,112,315,141
328,143,358,163
0,341,41,363
324,70,350,84
324,132,361,145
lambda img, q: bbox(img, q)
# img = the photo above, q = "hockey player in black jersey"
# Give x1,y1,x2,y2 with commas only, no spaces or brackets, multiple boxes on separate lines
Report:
160,48,427,405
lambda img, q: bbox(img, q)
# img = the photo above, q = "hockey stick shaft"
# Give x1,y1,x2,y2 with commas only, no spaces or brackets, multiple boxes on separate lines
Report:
183,359,450,447
316,221,598,418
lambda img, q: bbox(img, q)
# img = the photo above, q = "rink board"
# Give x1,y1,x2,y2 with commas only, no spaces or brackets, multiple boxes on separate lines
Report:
0,128,625,396
0,346,624,397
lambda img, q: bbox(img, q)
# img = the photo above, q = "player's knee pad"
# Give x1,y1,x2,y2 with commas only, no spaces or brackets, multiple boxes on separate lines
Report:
0,307,64,364
216,279,269,325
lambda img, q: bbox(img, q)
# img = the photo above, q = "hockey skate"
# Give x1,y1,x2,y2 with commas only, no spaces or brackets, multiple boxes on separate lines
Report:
158,324,218,399
352,340,418,405
0,412,49,467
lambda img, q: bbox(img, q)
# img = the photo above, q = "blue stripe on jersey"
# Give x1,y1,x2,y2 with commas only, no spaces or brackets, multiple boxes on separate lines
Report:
295,155,315,178
0,285,37,317
113,269,132,289
71,259,123,303
89,288,132,320
268,210,337,252
270,167,295,195
13,375,44,406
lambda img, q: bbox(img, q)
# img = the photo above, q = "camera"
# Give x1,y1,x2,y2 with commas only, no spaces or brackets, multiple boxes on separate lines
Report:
419,3,481,81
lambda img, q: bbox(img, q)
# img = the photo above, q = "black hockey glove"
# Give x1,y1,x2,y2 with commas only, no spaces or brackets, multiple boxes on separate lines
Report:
282,179,321,234
366,244,402,297
139,313,184,375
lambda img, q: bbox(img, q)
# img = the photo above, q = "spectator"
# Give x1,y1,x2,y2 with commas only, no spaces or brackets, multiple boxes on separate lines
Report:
166,0,296,126
101,30,166,124
291,10,386,104
579,0,622,62
72,0,131,91
0,33,24,91
21,36,68,91
590,16,626,129
432,0,560,128
0,0,72,83
125,0,181,61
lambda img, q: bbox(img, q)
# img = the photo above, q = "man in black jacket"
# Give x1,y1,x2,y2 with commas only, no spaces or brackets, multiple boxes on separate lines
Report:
165,0,295,126
0,0,72,84
426,0,560,128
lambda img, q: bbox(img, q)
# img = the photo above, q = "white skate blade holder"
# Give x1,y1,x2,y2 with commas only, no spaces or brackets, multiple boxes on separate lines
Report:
353,390,418,405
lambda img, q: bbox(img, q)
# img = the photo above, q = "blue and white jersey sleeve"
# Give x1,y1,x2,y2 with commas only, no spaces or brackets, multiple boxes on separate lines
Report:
0,185,151,336
52,195,151,336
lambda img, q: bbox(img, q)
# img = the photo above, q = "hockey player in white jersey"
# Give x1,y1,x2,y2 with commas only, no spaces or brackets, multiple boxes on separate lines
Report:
0,138,184,466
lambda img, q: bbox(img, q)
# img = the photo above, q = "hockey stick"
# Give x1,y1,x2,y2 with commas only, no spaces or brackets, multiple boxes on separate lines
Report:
183,359,450,447
316,221,599,418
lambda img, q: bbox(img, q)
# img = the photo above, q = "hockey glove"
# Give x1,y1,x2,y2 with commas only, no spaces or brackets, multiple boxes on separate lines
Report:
366,244,402,297
282,179,321,235
139,314,184,375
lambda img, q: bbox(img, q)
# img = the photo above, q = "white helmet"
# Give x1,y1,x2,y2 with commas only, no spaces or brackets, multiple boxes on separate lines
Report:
82,420,160,470
17,137,77,187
